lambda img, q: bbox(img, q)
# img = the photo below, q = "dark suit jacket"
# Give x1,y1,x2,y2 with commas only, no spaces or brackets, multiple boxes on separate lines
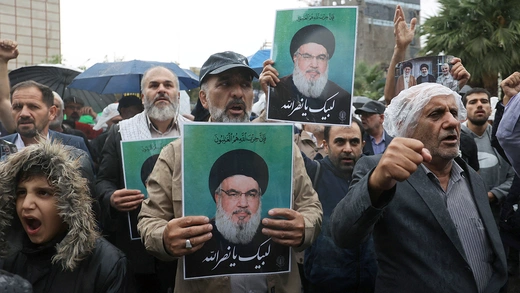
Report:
362,130,393,156
330,155,507,293
1,130,91,158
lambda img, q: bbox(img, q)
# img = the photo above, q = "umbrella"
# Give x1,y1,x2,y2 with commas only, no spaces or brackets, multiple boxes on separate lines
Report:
183,68,200,83
8,64,117,113
247,49,271,76
68,60,200,95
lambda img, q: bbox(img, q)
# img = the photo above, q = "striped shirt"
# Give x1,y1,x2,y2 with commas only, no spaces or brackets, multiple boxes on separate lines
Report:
422,161,493,293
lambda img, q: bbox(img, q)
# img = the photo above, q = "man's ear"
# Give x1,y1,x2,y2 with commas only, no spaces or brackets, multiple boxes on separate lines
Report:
199,90,209,109
48,105,57,121
322,139,329,152
213,193,219,203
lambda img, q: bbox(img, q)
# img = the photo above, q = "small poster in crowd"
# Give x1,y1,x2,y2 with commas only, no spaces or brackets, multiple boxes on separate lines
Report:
121,137,178,240
267,6,358,126
394,55,457,97
182,122,294,279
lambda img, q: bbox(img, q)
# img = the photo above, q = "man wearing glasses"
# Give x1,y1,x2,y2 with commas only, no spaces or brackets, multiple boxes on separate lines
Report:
268,24,352,124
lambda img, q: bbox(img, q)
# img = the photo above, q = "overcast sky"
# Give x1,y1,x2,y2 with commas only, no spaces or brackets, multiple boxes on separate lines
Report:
60,0,439,70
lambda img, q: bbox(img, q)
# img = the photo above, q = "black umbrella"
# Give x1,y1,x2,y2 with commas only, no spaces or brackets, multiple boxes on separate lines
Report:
9,64,116,113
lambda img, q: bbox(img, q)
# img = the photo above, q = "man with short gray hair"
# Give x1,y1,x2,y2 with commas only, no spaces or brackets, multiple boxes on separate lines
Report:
330,82,507,292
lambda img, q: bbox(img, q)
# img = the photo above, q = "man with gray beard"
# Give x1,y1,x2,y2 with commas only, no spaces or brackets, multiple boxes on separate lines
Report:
267,24,352,124
138,51,322,293
96,66,187,293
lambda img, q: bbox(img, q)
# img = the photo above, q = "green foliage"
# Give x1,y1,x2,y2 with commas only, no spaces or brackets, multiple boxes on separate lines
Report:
353,61,386,99
420,0,520,95
41,54,64,64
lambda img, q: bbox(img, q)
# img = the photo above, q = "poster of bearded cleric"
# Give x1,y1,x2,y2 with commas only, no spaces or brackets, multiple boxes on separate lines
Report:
267,7,357,125
121,137,178,240
182,123,293,279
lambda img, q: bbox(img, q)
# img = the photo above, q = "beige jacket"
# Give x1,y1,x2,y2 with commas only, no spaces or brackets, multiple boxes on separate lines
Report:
138,139,322,293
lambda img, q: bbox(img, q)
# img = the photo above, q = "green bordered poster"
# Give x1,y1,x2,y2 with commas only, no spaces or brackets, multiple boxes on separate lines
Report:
182,122,293,279
121,137,178,240
267,7,357,126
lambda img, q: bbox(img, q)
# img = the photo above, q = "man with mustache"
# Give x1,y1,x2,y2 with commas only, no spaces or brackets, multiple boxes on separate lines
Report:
1,80,91,157
138,51,322,293
96,66,187,293
302,119,377,292
267,24,352,124
461,88,514,221
330,82,507,292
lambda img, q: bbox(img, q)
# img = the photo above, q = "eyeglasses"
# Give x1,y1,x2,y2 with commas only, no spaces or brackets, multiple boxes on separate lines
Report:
296,53,329,63
220,189,259,199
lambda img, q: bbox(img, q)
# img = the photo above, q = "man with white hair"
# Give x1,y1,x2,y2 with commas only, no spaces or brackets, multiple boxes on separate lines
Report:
330,82,507,292
267,24,351,124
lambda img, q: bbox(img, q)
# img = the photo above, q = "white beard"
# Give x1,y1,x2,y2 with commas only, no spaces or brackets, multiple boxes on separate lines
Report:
144,94,178,121
292,65,329,98
215,198,262,245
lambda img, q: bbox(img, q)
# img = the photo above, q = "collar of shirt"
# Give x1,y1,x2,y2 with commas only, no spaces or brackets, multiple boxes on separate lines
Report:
146,114,177,136
15,132,51,151
369,131,386,145
421,159,464,187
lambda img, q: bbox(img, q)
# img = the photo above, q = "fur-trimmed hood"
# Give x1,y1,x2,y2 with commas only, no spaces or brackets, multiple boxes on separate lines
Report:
0,140,99,271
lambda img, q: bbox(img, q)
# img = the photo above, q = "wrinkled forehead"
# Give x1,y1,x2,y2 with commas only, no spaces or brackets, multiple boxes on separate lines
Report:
422,94,459,111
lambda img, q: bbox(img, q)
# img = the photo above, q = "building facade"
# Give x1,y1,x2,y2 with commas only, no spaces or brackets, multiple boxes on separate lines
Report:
0,0,60,70
317,0,421,67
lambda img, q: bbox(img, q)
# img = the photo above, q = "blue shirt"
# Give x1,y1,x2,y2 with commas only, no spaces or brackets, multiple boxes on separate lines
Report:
370,131,387,155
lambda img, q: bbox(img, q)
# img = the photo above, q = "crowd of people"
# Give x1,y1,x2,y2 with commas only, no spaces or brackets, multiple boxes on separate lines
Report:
0,4,519,293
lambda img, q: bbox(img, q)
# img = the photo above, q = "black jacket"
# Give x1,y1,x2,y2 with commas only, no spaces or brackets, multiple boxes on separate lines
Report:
0,141,131,293
2,235,130,293
95,125,177,279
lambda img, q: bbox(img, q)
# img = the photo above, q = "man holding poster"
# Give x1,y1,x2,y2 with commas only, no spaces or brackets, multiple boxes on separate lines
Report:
96,66,187,292
138,51,322,293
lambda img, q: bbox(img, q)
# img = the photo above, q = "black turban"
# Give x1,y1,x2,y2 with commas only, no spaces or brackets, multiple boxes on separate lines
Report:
290,24,336,59
209,149,269,201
